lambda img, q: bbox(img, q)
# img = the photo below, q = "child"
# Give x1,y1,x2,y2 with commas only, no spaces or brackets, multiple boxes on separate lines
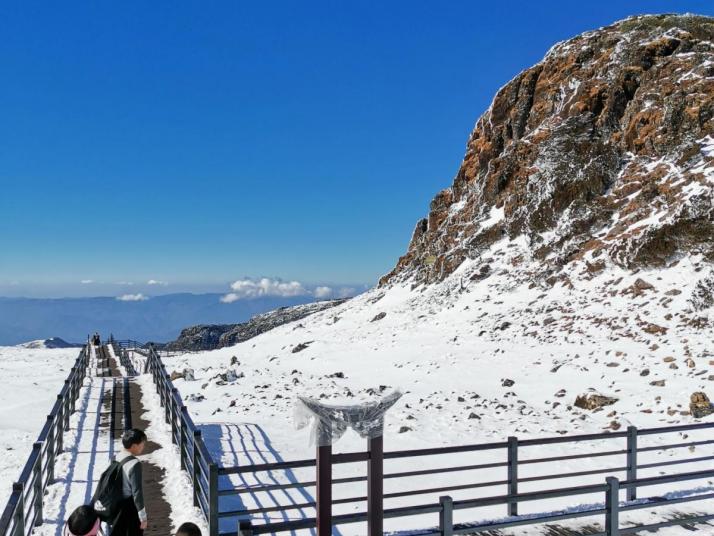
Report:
65,505,101,536
111,429,148,536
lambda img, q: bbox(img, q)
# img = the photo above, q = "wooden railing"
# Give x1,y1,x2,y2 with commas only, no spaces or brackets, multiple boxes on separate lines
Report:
0,346,90,536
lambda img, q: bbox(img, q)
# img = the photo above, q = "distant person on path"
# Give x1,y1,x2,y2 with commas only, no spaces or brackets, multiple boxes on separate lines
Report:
64,505,101,536
111,429,148,536
176,522,202,536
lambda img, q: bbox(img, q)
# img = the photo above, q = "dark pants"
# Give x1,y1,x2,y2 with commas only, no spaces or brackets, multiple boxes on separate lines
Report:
110,498,143,536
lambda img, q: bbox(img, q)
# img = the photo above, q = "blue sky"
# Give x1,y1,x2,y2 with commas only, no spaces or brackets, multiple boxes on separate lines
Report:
1,1,712,297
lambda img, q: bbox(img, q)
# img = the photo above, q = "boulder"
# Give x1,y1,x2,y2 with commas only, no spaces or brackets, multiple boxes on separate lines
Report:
574,392,618,410
690,392,714,418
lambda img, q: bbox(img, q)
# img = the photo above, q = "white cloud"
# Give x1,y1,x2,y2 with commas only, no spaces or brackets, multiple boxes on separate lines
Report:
314,286,333,299
116,293,148,302
116,281,134,286
220,278,308,303
80,279,94,284
337,287,357,298
147,279,168,286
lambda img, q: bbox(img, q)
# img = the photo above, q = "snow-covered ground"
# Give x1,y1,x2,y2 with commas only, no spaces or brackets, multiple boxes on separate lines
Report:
164,249,714,534
0,346,79,506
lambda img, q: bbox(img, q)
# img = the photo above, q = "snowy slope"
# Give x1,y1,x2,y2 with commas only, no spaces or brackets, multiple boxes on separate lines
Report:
165,248,714,534
0,347,78,506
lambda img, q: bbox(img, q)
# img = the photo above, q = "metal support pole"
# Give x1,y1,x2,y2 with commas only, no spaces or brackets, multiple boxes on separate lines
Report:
316,444,333,536
626,426,637,501
209,463,219,536
46,416,55,483
367,434,384,536
507,436,518,516
439,495,453,536
13,483,25,536
32,443,43,526
180,407,189,470
192,430,201,507
56,396,64,453
605,477,620,536
170,389,179,444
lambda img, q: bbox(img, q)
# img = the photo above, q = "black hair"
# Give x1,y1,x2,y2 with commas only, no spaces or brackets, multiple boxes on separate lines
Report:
121,428,147,449
67,505,98,536
176,522,202,536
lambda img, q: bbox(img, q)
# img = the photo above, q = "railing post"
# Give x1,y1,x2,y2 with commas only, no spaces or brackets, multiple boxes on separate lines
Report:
192,430,201,507
605,477,620,536
180,407,189,470
316,443,333,536
367,434,384,536
46,415,55,483
209,463,219,536
238,520,253,536
626,426,637,501
13,482,25,536
170,389,179,444
32,443,43,526
439,495,453,536
507,436,518,516
56,395,64,453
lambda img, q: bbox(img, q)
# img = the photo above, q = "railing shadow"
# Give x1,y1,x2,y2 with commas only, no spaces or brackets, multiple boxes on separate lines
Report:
201,423,342,536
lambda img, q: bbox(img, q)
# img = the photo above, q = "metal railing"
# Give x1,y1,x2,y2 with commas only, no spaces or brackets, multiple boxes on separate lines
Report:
225,422,714,536
0,346,90,536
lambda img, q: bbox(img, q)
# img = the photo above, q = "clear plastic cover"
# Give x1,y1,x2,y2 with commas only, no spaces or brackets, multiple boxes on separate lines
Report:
294,390,402,446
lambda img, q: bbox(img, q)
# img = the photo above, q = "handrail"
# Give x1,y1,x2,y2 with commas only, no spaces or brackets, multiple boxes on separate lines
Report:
0,345,90,536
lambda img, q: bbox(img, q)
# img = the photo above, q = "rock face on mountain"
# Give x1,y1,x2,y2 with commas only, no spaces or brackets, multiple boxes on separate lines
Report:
165,299,348,351
381,14,714,286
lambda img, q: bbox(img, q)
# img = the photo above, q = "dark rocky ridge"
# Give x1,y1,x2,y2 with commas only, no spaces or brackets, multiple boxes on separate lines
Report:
381,14,714,286
165,299,348,351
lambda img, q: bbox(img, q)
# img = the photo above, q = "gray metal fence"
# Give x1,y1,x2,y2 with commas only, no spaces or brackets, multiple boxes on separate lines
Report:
0,346,90,536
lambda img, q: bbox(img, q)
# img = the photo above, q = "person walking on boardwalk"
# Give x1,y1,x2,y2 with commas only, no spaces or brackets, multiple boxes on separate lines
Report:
111,428,148,536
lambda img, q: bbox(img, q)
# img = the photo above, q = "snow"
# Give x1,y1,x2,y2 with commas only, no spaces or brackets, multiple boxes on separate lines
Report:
164,250,714,534
0,346,78,507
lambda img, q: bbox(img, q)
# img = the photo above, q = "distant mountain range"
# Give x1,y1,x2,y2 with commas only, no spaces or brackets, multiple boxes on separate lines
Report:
0,293,328,346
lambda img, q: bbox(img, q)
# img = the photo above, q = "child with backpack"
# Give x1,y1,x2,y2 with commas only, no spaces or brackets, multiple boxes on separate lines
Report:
92,428,148,536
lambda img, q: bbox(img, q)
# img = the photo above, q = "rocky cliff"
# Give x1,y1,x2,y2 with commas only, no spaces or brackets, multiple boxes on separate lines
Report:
381,14,714,287
165,299,348,351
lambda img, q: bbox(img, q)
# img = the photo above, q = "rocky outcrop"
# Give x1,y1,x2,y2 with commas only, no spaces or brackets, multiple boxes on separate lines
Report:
165,299,348,351
381,15,714,286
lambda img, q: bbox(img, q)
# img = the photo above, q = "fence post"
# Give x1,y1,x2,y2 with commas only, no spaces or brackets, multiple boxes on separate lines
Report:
316,443,333,536
626,426,637,501
46,415,55,483
56,395,64,453
32,443,43,526
209,463,219,536
367,434,384,536
238,520,253,536
507,436,518,516
605,477,620,536
170,389,179,444
439,495,453,536
192,430,201,507
13,482,25,536
180,407,189,470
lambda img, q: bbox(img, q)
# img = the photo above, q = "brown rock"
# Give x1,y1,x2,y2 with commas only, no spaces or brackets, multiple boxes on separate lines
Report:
574,392,618,410
690,392,714,418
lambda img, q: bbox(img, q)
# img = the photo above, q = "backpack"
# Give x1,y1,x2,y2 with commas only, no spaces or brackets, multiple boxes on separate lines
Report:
91,456,134,522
